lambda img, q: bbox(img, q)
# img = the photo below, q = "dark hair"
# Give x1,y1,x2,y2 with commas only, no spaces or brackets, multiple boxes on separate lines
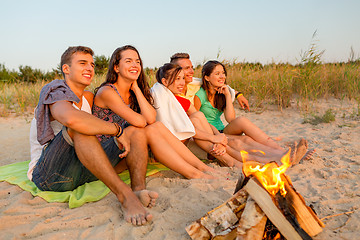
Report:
170,53,190,64
95,45,153,112
60,46,94,78
202,60,227,112
156,63,182,87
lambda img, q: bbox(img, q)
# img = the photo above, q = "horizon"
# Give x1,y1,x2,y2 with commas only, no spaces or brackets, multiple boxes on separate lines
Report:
1,0,360,72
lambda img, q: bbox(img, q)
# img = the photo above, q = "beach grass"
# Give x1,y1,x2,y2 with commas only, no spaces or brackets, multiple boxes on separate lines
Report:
0,62,359,117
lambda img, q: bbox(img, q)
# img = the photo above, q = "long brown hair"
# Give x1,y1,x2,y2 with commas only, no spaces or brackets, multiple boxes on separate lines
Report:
201,60,227,112
155,63,182,87
95,45,153,113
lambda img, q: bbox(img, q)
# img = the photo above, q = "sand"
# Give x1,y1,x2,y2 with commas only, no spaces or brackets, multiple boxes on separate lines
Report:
0,98,359,239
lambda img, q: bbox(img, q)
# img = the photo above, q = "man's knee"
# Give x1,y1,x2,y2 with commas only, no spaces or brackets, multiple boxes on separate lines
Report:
126,126,147,143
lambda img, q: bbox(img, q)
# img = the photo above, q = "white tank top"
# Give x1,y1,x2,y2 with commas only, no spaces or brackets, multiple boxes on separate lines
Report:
27,96,91,180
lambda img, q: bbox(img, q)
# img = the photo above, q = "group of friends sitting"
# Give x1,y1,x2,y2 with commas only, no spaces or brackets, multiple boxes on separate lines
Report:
28,45,314,226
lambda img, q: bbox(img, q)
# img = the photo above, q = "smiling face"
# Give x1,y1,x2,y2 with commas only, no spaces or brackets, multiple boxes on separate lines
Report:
164,70,185,95
175,58,194,84
204,64,226,89
62,52,95,87
114,49,141,82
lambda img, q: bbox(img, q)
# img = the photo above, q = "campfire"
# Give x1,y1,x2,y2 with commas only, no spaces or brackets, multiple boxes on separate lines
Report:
186,149,325,240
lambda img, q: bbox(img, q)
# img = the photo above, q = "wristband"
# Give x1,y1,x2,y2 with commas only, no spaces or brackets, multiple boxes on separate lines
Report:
235,92,243,99
113,122,123,138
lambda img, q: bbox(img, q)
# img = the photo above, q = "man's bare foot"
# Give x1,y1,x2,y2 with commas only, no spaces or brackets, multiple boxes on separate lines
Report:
300,148,316,162
120,193,153,226
135,190,159,208
289,138,312,165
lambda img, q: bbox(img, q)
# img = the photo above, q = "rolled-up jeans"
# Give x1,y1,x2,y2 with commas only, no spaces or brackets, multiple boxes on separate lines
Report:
32,127,124,192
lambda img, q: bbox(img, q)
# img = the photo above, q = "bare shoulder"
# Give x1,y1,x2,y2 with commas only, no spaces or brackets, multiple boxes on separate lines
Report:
194,95,202,110
94,85,123,109
96,85,117,98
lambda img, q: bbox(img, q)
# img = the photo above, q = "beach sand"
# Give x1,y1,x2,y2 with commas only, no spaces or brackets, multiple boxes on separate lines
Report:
0,98,359,239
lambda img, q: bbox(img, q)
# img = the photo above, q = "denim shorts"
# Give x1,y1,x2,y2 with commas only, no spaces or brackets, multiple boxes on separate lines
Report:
32,127,124,192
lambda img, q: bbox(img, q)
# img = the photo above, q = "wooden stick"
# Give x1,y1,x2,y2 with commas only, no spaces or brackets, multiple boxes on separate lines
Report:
282,183,323,235
238,216,267,240
283,175,325,230
236,196,266,238
236,196,267,240
244,178,303,240
320,211,355,221
186,189,248,239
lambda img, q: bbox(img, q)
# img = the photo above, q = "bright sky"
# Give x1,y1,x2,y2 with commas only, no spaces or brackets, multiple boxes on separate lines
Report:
1,0,360,71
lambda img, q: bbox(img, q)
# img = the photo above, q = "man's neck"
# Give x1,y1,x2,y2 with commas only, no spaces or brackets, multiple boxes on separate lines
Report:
65,79,86,99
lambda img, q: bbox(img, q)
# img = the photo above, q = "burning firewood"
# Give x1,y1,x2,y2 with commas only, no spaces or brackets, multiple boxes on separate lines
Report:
186,149,324,240
236,196,267,240
185,189,248,239
245,177,310,240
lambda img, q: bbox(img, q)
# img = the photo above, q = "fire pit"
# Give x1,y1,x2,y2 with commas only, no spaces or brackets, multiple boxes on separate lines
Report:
186,149,324,240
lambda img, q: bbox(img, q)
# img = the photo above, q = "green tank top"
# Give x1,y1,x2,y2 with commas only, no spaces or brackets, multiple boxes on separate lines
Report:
195,87,224,131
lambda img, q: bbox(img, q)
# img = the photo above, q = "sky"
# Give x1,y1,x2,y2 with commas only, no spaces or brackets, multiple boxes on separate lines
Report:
1,0,360,72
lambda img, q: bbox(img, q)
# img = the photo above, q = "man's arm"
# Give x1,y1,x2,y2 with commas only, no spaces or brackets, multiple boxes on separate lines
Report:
50,100,118,136
234,90,250,111
227,85,250,111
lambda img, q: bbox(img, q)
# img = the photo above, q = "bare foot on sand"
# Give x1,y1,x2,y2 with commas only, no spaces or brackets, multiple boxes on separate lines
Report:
120,194,153,226
301,148,316,161
290,138,315,165
135,190,159,208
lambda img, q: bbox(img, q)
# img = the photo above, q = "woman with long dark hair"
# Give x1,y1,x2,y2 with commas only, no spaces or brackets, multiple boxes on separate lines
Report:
195,60,314,164
93,45,214,179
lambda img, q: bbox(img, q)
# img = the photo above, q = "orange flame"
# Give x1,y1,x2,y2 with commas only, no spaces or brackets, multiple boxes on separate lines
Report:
241,149,291,196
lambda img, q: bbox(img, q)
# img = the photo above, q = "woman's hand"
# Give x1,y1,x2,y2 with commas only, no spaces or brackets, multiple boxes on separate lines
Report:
210,143,226,156
212,133,228,146
217,85,231,97
130,79,140,92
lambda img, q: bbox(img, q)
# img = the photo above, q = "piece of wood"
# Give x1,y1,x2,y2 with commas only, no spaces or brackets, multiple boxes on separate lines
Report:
276,192,312,240
320,210,354,221
186,189,248,239
283,175,324,236
213,226,237,240
234,171,247,194
244,178,303,240
185,221,211,240
237,216,267,240
236,196,267,240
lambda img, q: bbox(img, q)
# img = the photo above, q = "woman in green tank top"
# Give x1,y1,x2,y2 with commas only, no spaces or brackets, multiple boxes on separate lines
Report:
194,61,314,165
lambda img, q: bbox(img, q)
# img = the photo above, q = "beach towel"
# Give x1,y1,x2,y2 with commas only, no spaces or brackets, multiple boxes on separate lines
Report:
0,160,168,208
151,82,195,140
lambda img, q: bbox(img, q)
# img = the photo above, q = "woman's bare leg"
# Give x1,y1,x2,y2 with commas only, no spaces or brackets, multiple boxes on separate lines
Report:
227,135,286,158
147,122,214,173
189,112,242,168
223,117,284,150
145,122,213,179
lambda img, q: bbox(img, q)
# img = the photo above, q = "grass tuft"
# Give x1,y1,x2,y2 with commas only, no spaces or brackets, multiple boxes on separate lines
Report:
302,109,336,125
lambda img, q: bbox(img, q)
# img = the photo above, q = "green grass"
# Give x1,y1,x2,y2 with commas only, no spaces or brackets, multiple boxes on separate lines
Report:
302,109,336,125
0,61,359,117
